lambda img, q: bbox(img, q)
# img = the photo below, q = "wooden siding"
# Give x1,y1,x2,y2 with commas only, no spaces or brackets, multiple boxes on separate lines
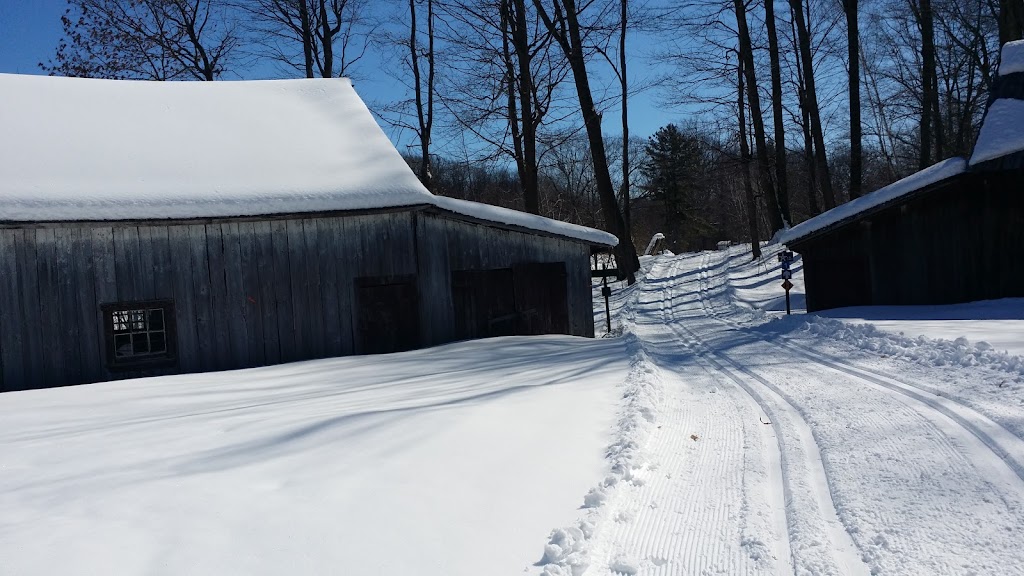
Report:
792,171,1024,312
420,212,594,340
0,209,596,391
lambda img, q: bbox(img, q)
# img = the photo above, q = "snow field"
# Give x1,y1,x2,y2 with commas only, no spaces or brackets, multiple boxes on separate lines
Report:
0,336,628,575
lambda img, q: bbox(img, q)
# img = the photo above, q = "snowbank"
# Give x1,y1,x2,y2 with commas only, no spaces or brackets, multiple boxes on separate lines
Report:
0,74,615,246
776,157,967,246
969,98,1024,165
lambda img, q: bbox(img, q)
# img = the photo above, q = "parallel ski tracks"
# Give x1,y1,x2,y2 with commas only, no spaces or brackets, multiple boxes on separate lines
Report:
659,256,870,576
696,250,1024,485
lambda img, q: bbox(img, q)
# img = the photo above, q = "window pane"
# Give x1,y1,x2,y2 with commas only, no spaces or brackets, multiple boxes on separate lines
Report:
114,334,132,357
131,310,146,331
113,311,129,332
150,331,166,353
132,333,149,354
148,309,164,330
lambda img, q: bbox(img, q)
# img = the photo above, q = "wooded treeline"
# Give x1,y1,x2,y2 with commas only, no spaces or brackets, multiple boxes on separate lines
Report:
41,0,1024,261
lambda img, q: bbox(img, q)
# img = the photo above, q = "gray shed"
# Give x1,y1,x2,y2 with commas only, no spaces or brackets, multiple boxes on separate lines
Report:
0,74,616,391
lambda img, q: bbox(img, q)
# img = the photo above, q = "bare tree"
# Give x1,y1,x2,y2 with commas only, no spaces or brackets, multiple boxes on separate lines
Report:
843,0,863,198
734,0,786,234
737,56,762,259
409,0,436,190
239,0,373,78
789,0,836,209
533,0,640,282
763,0,791,222
43,0,238,80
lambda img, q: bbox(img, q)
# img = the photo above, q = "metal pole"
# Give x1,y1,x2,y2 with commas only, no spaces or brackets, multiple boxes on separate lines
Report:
602,262,612,334
785,288,791,315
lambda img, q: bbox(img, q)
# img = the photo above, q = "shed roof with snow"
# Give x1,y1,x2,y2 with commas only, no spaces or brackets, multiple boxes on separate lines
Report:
779,40,1024,247
0,73,615,247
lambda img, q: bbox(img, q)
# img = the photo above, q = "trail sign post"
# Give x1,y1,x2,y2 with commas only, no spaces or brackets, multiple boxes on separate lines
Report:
602,262,612,334
779,251,795,315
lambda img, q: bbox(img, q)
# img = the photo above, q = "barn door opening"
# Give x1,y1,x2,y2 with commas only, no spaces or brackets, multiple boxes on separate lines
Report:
354,275,420,354
451,268,517,340
513,262,569,335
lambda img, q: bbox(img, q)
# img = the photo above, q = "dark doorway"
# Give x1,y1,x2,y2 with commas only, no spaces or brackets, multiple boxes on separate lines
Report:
513,262,569,335
354,275,420,354
451,268,518,340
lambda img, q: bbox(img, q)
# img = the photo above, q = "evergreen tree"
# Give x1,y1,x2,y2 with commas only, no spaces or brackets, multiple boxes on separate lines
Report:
641,124,710,252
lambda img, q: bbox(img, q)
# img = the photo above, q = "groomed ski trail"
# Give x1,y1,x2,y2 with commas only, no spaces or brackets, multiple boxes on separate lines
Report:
582,250,1024,576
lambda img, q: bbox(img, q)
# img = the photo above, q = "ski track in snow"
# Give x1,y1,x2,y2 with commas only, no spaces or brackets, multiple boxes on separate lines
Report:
571,247,1024,576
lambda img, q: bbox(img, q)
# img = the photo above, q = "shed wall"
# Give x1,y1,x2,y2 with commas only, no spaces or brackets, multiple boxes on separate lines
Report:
792,171,1024,312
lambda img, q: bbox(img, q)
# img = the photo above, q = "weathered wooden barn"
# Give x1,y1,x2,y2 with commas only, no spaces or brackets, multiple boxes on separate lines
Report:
778,41,1024,312
0,74,616,391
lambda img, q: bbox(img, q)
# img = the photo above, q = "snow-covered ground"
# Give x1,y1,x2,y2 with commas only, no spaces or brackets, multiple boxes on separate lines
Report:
4,244,1024,575
0,338,627,575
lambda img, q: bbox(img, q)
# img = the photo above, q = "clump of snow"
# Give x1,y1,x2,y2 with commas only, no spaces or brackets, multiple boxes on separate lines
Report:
969,98,1024,166
999,39,1024,76
776,157,967,245
0,73,615,247
609,554,640,574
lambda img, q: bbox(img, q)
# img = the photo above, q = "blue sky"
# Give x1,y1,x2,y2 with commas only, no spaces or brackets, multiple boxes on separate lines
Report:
0,1,675,155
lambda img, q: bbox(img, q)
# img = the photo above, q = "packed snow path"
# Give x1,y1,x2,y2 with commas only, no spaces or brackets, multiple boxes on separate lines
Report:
589,251,1024,576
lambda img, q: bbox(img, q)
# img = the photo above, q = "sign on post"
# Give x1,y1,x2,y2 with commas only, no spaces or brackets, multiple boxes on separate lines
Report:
779,251,795,315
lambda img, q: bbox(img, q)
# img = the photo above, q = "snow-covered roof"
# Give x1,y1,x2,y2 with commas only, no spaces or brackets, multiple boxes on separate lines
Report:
432,196,617,246
970,98,1024,166
999,40,1024,76
777,157,967,246
0,73,616,246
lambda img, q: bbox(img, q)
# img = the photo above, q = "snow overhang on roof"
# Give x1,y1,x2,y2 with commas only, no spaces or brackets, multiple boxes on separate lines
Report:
775,157,968,246
970,98,1024,166
0,73,615,246
998,39,1024,76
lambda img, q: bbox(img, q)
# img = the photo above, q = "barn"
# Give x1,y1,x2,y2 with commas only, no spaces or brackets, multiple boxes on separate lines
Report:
0,73,616,392
777,41,1024,312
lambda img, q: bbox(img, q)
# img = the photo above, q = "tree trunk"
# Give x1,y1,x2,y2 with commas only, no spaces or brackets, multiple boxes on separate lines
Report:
794,31,821,217
533,0,640,282
409,0,434,191
510,0,540,214
734,0,785,235
843,0,862,199
915,0,939,168
789,0,836,209
320,0,334,77
619,0,631,232
738,58,762,259
764,0,790,224
299,1,314,78
1000,0,1024,44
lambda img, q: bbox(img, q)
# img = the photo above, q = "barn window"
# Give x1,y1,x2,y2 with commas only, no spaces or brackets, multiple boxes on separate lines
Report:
101,300,177,369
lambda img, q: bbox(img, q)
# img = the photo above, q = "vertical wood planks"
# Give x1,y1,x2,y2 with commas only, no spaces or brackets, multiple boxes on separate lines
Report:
168,225,200,372
0,231,24,389
205,224,232,370
188,224,217,372
253,221,281,364
237,221,266,367
316,218,343,357
54,227,82,385
221,223,250,368
301,219,325,359
271,220,296,362
285,219,309,360
34,228,64,387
